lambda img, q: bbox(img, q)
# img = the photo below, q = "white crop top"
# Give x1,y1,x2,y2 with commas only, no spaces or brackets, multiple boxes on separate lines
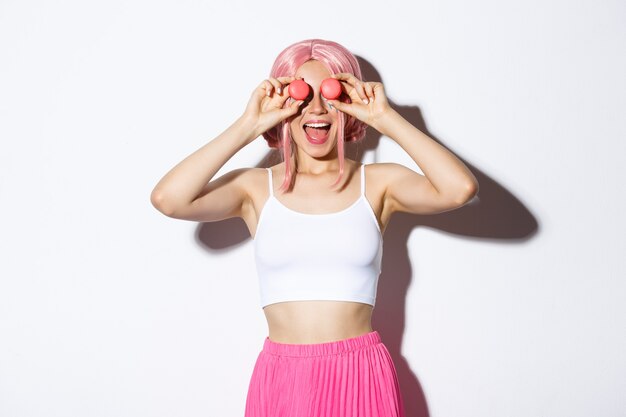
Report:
253,164,383,309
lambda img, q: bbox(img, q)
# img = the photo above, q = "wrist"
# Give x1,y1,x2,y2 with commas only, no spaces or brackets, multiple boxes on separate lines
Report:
235,114,261,144
371,107,400,136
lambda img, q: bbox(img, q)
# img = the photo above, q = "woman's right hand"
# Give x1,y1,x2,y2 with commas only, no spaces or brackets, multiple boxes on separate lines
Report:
241,76,304,140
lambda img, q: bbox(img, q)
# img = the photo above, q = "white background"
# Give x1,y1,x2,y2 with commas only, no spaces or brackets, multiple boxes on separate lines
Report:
1,1,624,416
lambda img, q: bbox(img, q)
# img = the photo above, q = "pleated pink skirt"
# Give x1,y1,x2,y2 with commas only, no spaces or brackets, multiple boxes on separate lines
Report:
244,330,406,417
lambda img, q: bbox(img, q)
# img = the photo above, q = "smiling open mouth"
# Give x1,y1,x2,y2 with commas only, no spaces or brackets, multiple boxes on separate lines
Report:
303,122,331,144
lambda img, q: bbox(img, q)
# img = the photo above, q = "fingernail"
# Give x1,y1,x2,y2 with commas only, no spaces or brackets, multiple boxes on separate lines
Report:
278,87,282,94
363,98,369,104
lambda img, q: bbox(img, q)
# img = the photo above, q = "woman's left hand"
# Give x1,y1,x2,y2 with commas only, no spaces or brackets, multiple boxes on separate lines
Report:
326,73,393,129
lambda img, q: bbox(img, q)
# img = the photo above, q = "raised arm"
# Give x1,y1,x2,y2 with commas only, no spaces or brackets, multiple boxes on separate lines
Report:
150,76,304,221
328,73,479,216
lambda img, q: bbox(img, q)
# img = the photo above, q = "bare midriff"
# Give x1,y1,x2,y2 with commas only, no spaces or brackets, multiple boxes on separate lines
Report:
262,300,374,344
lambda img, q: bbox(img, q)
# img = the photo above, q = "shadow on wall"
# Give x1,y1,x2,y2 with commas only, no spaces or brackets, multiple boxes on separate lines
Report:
194,56,539,417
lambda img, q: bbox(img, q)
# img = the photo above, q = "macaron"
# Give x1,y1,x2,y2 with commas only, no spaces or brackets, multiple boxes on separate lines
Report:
288,79,310,100
320,78,342,100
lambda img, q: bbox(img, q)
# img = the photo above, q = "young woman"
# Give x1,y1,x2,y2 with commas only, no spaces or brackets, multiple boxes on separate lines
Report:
151,39,478,417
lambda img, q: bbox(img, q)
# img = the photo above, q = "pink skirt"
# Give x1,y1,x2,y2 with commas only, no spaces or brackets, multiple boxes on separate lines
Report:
244,330,406,417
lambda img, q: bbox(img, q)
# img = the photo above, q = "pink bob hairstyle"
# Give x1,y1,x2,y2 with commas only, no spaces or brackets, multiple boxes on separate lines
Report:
261,39,368,192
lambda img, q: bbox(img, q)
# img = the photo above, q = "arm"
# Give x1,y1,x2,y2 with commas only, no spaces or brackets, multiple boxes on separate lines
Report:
328,74,479,215
150,116,255,219
150,76,303,221
373,109,479,213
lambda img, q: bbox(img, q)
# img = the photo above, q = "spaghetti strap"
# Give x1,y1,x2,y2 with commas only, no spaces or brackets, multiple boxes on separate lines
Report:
266,168,274,197
360,164,366,196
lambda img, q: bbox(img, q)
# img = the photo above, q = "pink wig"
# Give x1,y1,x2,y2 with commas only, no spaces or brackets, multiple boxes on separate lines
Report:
261,39,368,192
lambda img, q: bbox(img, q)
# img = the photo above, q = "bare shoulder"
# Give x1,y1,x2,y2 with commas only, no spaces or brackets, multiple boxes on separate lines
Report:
366,161,469,216
362,161,411,194
363,161,405,177
200,166,262,198
227,164,272,186
164,166,267,223
220,166,271,208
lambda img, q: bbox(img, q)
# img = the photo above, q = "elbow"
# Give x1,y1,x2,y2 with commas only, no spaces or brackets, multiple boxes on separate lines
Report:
454,182,479,206
150,189,176,217
466,180,479,199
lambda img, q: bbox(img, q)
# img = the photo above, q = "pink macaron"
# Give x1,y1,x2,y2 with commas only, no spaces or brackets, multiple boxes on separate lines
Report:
320,78,342,100
288,79,310,100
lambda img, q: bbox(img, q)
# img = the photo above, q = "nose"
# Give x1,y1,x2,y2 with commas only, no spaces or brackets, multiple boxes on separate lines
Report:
306,90,328,114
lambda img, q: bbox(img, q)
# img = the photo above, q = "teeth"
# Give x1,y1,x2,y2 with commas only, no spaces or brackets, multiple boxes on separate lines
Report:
304,123,330,128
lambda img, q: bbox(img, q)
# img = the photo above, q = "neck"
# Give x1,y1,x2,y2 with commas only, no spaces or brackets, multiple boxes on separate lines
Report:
293,156,340,175
292,148,340,175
